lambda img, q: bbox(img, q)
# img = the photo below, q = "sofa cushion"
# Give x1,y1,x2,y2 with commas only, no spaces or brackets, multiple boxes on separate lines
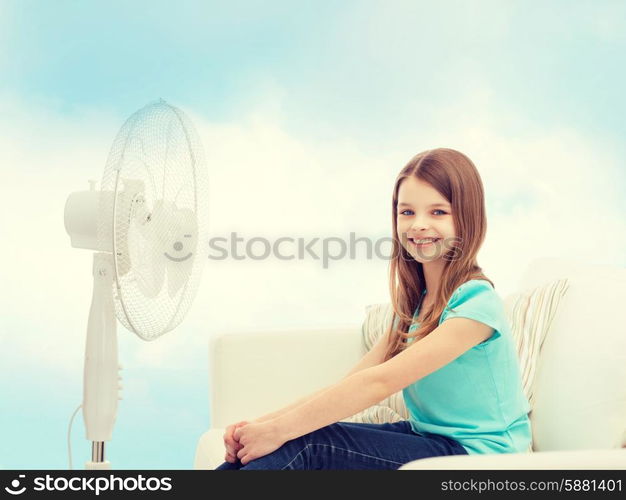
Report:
516,261,626,451
503,278,570,452
503,278,569,409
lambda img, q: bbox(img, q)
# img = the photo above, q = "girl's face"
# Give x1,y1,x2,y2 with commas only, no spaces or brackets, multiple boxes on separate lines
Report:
396,176,456,263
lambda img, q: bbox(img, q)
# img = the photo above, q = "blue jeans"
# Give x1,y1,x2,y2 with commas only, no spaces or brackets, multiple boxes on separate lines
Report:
214,420,468,470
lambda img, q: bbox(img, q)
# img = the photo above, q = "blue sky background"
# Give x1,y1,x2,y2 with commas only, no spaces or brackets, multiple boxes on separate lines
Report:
1,0,625,470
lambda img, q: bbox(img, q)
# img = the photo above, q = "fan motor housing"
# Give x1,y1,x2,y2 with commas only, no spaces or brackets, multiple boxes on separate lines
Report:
64,186,113,252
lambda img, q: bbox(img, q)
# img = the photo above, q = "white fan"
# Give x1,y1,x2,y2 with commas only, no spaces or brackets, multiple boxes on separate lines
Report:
63,99,209,469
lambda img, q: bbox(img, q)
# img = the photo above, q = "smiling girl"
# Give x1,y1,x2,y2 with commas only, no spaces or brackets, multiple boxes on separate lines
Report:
215,147,532,470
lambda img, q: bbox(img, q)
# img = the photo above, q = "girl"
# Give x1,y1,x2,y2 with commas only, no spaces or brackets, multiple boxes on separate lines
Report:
215,148,532,470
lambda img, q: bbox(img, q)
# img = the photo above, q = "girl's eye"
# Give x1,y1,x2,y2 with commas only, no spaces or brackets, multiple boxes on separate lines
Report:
399,209,447,216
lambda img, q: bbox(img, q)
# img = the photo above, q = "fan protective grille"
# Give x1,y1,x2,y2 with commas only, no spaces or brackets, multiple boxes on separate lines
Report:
97,100,209,340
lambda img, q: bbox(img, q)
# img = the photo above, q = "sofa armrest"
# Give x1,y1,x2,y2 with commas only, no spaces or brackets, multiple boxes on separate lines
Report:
399,449,626,470
198,435,626,470
194,429,226,470
209,326,364,429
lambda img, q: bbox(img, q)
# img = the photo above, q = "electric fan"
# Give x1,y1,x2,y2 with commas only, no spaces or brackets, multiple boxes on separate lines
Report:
63,99,209,469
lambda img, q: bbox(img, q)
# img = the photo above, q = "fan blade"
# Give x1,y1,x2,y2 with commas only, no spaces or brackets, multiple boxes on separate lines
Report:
129,200,166,299
164,207,198,298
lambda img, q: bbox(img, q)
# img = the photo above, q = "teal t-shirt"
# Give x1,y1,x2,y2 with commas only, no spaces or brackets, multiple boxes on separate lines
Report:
401,279,532,454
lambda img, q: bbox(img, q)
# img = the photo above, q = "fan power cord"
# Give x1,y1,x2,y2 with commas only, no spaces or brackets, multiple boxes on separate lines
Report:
67,404,82,470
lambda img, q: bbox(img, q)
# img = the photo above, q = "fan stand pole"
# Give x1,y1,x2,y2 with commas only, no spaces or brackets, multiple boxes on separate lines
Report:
88,442,110,470
83,252,120,470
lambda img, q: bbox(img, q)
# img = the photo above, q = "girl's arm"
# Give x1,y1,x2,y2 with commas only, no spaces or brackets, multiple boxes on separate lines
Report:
252,326,392,423
273,316,493,441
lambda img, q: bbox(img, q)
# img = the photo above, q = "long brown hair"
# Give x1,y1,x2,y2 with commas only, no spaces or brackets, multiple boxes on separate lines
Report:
383,148,494,362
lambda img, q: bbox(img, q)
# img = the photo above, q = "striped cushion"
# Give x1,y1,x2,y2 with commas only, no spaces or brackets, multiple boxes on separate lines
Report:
341,405,405,424
504,278,570,410
504,278,570,453
361,302,395,351
345,278,570,454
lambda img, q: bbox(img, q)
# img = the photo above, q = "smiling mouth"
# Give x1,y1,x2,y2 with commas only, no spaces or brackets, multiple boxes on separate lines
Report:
164,252,193,262
408,238,440,248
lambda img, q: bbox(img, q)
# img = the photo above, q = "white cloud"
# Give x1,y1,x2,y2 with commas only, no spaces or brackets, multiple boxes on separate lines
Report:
0,91,392,373
572,2,626,43
1,76,624,373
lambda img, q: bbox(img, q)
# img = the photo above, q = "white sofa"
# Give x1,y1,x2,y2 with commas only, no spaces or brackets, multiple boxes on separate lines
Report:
194,258,626,469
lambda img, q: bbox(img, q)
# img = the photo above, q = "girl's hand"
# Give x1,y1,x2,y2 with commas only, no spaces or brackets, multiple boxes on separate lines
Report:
223,420,249,463
233,420,287,465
